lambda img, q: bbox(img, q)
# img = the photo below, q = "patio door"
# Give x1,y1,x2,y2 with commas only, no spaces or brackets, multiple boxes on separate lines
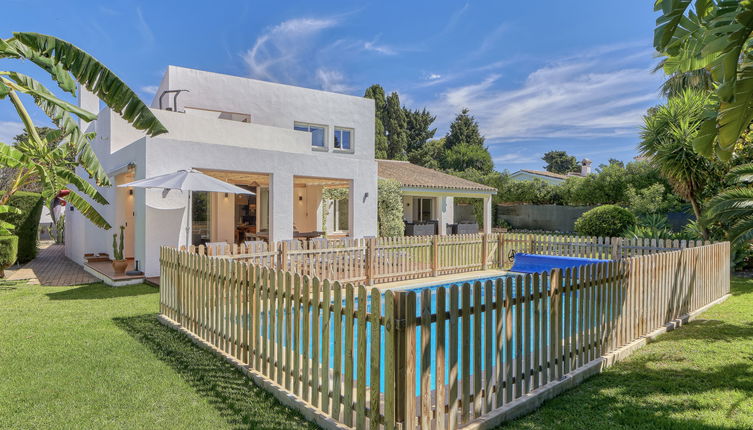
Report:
413,198,433,222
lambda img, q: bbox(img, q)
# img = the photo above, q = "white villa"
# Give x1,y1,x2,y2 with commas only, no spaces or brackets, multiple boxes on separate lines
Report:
64,66,495,279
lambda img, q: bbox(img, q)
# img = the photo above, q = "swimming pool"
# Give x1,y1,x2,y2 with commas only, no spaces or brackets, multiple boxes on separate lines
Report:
256,271,571,395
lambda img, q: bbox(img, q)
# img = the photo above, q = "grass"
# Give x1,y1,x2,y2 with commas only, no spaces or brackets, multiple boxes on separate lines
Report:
0,280,317,430
500,277,753,430
1,277,752,429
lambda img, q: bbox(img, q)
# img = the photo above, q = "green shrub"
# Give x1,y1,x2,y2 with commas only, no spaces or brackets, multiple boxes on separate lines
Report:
0,192,44,263
0,235,18,277
574,205,636,237
377,179,404,237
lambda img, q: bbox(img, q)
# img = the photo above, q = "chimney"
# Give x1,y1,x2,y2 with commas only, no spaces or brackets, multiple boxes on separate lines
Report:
580,158,592,176
78,84,99,130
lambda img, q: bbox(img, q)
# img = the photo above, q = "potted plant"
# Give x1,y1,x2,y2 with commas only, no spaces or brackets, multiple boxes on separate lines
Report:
111,226,127,275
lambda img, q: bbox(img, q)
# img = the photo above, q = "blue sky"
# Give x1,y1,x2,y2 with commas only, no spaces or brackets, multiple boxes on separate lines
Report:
2,1,663,172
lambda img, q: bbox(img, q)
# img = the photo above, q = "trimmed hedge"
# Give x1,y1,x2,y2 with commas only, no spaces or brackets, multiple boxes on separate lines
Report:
574,205,636,237
377,178,404,237
1,192,44,263
0,235,18,277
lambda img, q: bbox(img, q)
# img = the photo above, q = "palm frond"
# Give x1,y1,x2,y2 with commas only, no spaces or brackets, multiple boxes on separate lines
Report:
726,215,753,244
12,33,167,137
53,167,108,205
2,72,109,185
707,187,753,219
726,163,753,183
64,190,110,230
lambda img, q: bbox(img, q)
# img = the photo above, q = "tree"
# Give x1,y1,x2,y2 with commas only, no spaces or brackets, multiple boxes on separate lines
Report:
404,107,436,158
442,143,493,173
653,1,753,159
384,92,408,160
639,89,726,239
542,150,578,174
0,32,167,233
364,84,388,159
445,108,485,149
408,138,444,169
708,164,753,244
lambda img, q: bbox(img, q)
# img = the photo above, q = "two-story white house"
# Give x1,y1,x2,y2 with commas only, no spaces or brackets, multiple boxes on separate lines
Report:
65,65,378,278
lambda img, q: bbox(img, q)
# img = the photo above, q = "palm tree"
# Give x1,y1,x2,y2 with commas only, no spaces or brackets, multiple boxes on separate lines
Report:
708,164,753,244
639,89,725,239
0,32,167,231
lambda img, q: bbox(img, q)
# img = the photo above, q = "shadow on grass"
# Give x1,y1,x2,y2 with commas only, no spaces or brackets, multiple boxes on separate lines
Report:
46,283,158,300
113,314,319,430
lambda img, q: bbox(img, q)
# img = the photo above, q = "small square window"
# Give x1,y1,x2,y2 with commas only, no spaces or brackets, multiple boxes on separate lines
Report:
295,123,326,148
334,128,352,150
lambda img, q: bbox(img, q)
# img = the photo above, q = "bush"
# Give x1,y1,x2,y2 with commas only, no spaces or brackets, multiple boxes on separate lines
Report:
0,192,44,263
574,205,636,237
0,235,18,277
377,179,404,237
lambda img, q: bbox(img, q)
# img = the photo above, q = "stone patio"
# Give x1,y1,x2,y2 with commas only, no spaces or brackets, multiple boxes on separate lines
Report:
7,243,98,286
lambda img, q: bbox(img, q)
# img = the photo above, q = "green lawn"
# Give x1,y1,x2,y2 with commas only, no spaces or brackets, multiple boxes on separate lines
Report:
501,277,753,430
1,277,751,429
0,281,317,430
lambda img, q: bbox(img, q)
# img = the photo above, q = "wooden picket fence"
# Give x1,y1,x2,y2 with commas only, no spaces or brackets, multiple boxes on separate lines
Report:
181,233,710,286
160,239,729,429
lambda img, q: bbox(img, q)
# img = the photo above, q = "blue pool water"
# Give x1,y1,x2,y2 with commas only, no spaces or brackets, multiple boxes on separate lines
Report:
256,255,612,395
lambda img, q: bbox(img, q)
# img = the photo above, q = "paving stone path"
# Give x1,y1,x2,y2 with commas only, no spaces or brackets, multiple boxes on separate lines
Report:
7,243,98,286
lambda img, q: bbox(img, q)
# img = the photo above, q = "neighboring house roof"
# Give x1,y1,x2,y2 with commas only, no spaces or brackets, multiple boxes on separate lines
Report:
512,169,569,180
377,160,497,193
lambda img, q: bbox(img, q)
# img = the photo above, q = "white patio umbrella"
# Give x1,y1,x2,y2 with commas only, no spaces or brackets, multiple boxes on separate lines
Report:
119,169,254,246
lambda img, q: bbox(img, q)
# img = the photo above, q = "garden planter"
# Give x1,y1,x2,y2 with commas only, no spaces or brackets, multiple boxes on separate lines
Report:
111,259,128,275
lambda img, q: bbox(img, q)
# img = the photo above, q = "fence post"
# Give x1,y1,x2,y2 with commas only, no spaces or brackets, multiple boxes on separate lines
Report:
394,291,407,425
366,237,376,286
498,232,505,269
611,237,623,261
481,233,489,270
278,241,288,271
431,235,439,277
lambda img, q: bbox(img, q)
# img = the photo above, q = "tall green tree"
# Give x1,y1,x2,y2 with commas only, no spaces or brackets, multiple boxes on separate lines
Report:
639,89,726,239
384,92,408,160
445,108,485,149
0,32,167,231
408,138,444,169
442,108,493,173
542,150,578,174
654,0,753,159
364,84,388,159
404,107,436,157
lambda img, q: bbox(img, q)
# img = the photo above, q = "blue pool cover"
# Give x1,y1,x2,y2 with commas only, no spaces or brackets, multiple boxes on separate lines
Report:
510,253,610,274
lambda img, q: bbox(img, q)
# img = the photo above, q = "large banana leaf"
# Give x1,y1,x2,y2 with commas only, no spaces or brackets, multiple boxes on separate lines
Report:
53,167,108,205
2,72,109,185
64,190,111,230
12,33,167,137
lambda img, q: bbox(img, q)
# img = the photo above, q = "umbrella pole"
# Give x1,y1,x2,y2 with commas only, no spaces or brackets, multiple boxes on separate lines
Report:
185,191,191,247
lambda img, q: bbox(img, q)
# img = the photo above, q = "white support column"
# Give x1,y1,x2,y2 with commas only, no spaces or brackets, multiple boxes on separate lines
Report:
269,172,294,243
438,195,454,235
483,195,492,234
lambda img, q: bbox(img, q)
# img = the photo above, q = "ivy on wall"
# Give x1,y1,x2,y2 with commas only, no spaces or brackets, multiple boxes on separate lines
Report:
320,187,348,235
377,179,404,237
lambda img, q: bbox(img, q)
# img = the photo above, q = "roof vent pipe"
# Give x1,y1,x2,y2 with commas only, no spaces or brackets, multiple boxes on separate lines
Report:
158,89,190,112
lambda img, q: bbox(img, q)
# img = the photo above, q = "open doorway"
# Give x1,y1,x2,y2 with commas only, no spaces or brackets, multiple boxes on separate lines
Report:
114,172,135,259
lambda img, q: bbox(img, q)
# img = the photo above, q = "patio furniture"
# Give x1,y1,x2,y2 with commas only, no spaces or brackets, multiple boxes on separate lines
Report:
243,240,267,253
456,222,479,234
404,220,437,236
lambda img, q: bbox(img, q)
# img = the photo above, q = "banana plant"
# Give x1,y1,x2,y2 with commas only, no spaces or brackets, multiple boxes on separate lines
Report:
708,163,753,244
0,32,167,230
654,0,753,160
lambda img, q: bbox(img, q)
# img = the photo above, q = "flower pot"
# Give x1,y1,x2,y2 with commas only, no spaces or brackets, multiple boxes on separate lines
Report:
112,259,128,275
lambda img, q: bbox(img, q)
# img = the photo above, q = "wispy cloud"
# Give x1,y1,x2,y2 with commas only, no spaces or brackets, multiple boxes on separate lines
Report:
493,153,541,164
0,121,24,144
363,37,397,55
141,85,159,96
426,44,662,143
315,68,354,93
135,7,154,47
242,17,339,84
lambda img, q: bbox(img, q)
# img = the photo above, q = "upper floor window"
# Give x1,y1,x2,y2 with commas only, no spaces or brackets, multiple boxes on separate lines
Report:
334,127,353,151
294,122,326,149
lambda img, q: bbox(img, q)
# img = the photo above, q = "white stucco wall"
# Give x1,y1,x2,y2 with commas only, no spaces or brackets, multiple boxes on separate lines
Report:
67,66,378,277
